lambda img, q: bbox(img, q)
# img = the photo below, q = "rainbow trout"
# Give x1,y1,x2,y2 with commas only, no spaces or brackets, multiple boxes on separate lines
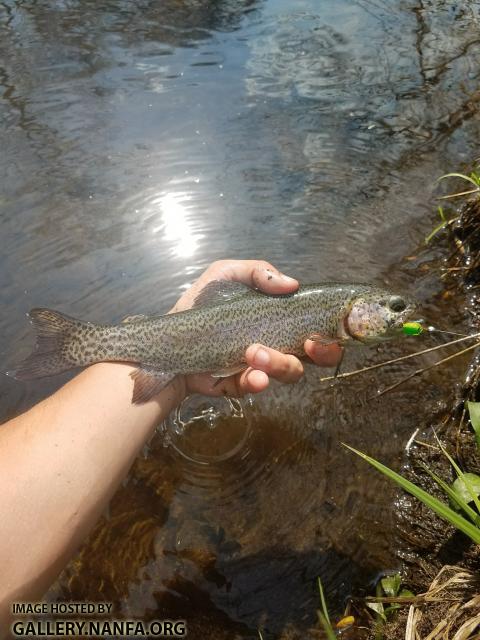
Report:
13,281,416,403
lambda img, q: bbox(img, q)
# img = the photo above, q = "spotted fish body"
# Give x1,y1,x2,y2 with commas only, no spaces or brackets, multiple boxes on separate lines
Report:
13,281,416,403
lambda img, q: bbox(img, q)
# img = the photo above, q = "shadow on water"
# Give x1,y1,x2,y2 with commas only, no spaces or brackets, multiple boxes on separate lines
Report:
1,0,480,636
46,397,384,636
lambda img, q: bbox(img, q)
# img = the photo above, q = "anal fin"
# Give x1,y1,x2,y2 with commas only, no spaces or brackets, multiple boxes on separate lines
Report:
130,366,176,404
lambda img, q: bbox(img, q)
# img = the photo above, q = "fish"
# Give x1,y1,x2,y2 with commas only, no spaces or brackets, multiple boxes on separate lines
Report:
11,280,417,403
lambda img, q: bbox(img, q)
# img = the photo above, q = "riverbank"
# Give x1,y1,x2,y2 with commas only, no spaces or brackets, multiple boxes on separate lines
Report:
371,177,480,639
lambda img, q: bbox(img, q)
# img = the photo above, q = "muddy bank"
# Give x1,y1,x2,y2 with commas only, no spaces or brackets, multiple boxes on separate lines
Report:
377,189,480,639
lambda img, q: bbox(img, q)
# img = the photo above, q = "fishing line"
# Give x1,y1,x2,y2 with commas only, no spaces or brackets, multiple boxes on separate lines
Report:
425,326,470,337
374,341,480,398
403,321,470,338
318,331,480,383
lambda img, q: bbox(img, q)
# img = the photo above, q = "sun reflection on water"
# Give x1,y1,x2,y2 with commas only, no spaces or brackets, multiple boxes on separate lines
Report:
152,191,200,258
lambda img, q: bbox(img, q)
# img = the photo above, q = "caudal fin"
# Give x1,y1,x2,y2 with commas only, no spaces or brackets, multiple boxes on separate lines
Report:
11,308,80,380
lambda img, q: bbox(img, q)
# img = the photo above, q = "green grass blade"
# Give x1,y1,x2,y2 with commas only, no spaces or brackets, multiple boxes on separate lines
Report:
421,463,480,525
467,401,480,448
343,444,480,544
317,577,337,638
317,577,331,625
438,172,480,188
367,601,386,621
425,220,448,245
317,612,336,640
434,436,480,515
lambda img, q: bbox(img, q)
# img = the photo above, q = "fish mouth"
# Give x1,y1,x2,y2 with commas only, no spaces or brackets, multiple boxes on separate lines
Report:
389,305,418,331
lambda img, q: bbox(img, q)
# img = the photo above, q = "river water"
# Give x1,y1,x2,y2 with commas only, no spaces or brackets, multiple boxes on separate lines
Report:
1,0,480,637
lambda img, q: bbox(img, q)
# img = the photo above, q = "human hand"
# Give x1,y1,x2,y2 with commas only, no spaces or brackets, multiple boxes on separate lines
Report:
170,259,343,400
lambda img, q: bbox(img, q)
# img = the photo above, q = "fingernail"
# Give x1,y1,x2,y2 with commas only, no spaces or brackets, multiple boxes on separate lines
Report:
253,347,270,367
279,273,297,284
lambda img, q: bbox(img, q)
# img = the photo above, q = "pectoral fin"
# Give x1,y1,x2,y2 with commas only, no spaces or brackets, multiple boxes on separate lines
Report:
333,346,345,378
130,366,176,403
192,280,254,308
211,363,248,378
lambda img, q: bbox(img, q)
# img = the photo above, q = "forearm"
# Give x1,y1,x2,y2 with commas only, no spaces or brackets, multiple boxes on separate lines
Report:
0,363,182,627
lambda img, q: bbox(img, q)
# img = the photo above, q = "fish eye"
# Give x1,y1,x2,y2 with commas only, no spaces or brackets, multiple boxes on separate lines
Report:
388,295,406,312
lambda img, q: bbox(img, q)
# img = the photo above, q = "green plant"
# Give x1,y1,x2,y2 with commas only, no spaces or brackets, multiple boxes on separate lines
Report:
434,433,480,514
426,169,480,243
420,463,480,526
466,400,480,448
366,574,414,639
317,577,336,640
425,205,450,244
438,171,480,199
343,444,480,544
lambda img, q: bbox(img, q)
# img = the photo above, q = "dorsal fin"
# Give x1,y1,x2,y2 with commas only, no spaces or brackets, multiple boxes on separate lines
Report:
121,314,148,323
192,280,256,308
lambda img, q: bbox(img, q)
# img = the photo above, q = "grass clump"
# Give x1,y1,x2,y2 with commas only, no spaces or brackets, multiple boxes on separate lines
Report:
425,167,480,245
344,442,480,543
365,574,414,639
343,402,480,544
344,399,480,637
437,170,480,200
372,565,480,640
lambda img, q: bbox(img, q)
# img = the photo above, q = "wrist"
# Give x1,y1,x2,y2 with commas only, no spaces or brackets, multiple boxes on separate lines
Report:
86,363,185,416
166,375,187,409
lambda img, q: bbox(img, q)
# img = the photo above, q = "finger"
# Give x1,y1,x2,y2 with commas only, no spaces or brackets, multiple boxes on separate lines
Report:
238,368,270,394
304,340,343,367
209,368,269,397
220,259,298,294
171,260,299,313
245,344,304,384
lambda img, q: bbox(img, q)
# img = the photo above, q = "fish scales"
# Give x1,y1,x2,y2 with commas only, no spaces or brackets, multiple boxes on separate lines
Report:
70,285,355,372
12,282,416,403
